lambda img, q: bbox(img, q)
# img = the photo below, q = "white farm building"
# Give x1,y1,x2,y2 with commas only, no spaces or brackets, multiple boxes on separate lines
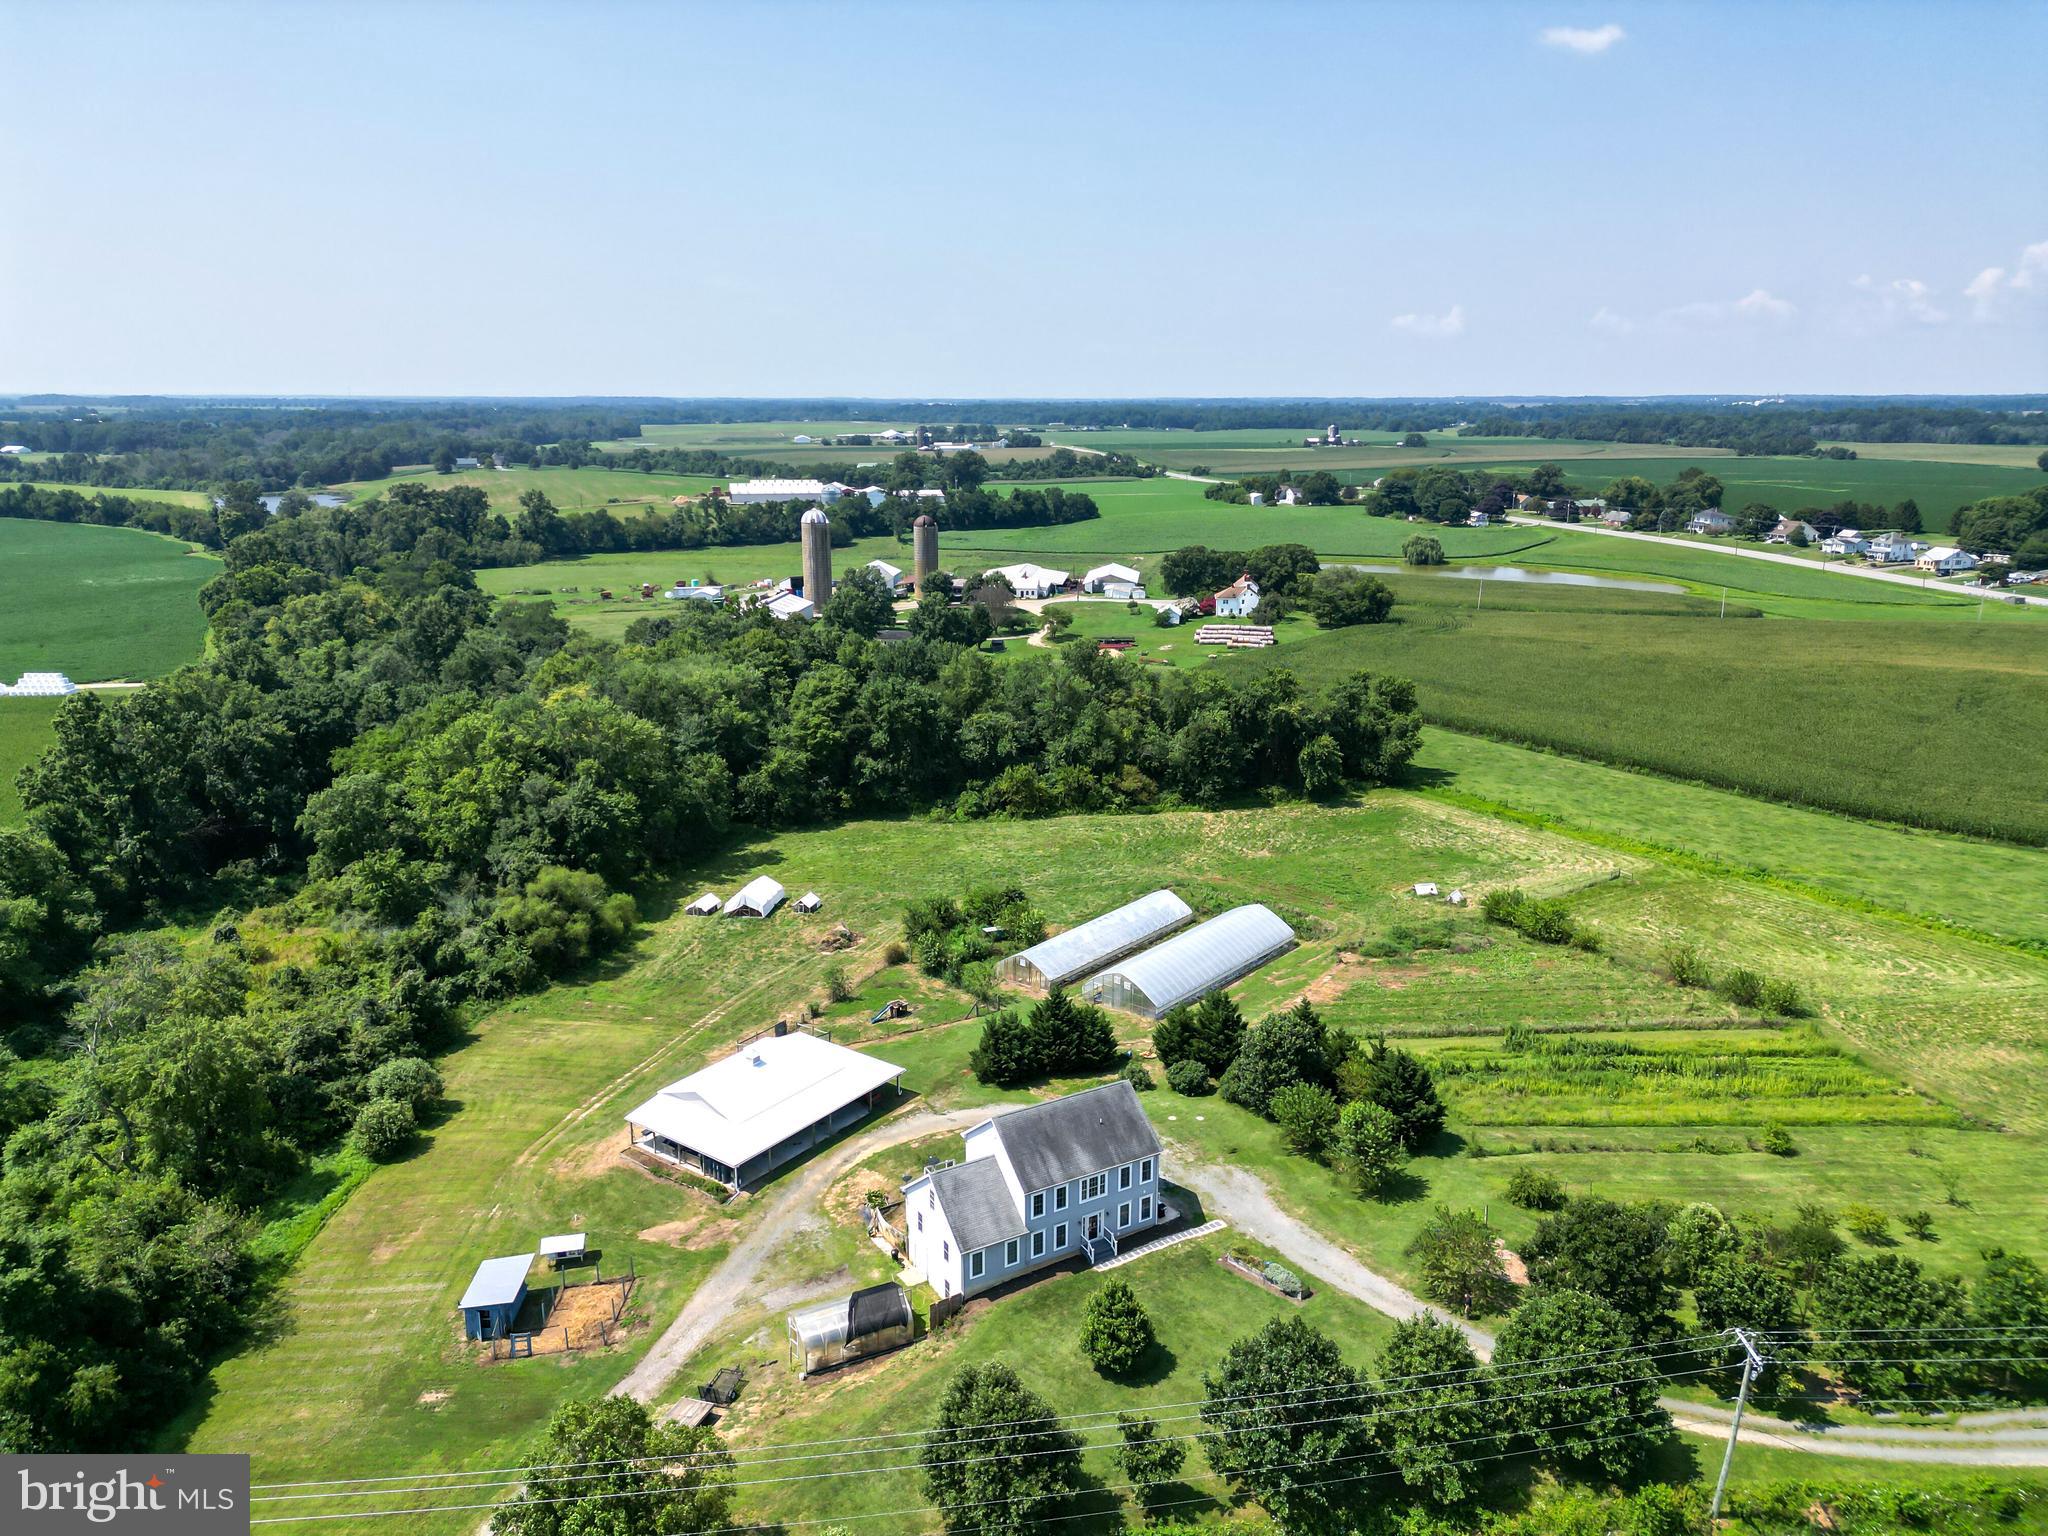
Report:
728,478,844,505
1081,563,1142,593
624,1027,904,1190
0,672,78,696
996,890,1195,990
1080,904,1295,1018
724,876,787,918
986,563,1071,599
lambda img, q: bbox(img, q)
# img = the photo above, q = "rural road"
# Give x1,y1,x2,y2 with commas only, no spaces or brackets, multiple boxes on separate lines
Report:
1172,1154,2048,1467
612,1101,1010,1403
1503,515,2048,609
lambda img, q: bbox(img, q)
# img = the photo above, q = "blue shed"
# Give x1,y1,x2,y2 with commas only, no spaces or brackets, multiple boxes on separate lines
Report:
458,1253,533,1341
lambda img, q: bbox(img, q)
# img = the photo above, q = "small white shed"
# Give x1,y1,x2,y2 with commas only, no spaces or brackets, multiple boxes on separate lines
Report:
686,892,722,916
1413,882,1439,898
1445,889,1467,906
795,892,823,913
724,877,787,919
538,1232,587,1267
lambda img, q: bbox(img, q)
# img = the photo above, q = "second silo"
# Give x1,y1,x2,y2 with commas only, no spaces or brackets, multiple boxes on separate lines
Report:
801,507,832,609
912,514,938,594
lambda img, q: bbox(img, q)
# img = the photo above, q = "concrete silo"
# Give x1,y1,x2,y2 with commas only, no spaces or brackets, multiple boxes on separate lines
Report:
912,514,939,594
801,507,832,609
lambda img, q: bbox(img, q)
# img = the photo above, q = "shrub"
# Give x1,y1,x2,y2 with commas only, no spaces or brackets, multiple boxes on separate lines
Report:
1843,1203,1891,1243
1153,991,1246,1078
1662,944,1711,988
969,986,1118,1087
1079,1278,1155,1376
351,1096,417,1161
363,1056,443,1115
1220,1000,1337,1117
882,940,909,966
1760,977,1808,1017
1340,1036,1445,1151
1503,1168,1566,1211
1480,887,1583,946
1719,967,1766,1007
1402,534,1446,566
825,966,853,1003
1166,1059,1212,1096
1260,1261,1307,1298
1903,1209,1936,1241
1270,1083,1340,1161
1121,1060,1154,1092
1760,1122,1798,1156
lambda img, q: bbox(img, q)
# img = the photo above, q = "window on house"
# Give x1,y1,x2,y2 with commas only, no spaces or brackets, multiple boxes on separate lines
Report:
1082,1173,1105,1200
1054,1185,1068,1211
1140,1158,1154,1182
1055,1222,1068,1249
928,1190,936,1208
942,1240,950,1262
1031,1191,1044,1219
969,1250,983,1278
1119,1164,1132,1190
1032,1230,1045,1258
1005,1239,1019,1266
1141,1195,1153,1221
1119,1202,1131,1228
916,1212,923,1232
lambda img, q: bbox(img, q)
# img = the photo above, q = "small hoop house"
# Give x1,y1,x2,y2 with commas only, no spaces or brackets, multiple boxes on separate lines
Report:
686,892,722,916
788,1283,914,1377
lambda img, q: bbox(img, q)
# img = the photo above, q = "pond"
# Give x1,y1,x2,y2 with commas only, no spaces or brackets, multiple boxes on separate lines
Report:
1340,563,1684,595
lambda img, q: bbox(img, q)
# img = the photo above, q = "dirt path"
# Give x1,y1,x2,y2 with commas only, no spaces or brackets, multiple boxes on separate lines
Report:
612,1102,1009,1403
1172,1157,2048,1466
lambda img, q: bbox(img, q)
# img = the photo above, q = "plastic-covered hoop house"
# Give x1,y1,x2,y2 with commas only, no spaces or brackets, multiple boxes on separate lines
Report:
995,890,1194,989
787,1283,915,1377
1081,904,1295,1018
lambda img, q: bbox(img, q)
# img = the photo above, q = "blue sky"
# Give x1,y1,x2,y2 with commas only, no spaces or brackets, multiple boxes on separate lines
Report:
2,0,2042,396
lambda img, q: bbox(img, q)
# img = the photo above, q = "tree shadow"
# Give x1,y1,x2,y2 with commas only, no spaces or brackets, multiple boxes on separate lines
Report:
1374,1166,1433,1207
1110,1339,1181,1390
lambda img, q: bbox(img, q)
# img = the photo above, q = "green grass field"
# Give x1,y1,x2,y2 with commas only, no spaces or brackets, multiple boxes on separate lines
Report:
1819,439,2048,469
0,519,219,682
176,777,2048,1530
1233,600,2048,845
339,464,724,518
4,479,216,508
0,698,61,825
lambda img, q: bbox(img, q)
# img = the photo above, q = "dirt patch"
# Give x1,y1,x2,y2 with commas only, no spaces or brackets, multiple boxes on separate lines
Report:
415,1389,452,1408
1363,961,1430,991
639,1213,740,1251
1495,1241,1530,1287
486,1279,634,1359
1299,952,1364,1005
556,1131,637,1183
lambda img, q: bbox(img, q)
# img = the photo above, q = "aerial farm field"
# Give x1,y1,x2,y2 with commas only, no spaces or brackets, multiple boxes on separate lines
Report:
0,518,219,682
0,697,62,825
176,777,2048,1532
2,478,216,508
338,463,724,517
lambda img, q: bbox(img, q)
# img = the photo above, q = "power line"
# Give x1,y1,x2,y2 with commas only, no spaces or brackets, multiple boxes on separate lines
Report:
250,1361,1721,1506
250,1331,1725,1492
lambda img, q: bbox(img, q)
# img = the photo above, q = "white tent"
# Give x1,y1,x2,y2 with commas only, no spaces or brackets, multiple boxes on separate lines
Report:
686,892,722,916
795,891,823,913
724,877,786,918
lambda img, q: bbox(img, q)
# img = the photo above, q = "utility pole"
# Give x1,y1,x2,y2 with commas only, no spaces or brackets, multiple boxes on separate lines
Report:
1708,1328,1767,1527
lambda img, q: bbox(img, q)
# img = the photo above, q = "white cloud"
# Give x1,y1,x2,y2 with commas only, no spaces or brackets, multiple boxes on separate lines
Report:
1965,239,2048,318
1589,306,1636,334
1850,274,1947,326
1540,22,1625,53
1390,304,1466,338
1658,288,1796,328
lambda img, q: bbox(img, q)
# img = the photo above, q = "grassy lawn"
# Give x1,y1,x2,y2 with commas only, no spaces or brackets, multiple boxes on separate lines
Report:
0,698,62,825
1410,730,2048,950
0,519,219,682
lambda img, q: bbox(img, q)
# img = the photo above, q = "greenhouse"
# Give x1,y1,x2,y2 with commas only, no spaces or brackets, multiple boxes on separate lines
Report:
1080,904,1295,1018
996,890,1195,990
787,1282,915,1377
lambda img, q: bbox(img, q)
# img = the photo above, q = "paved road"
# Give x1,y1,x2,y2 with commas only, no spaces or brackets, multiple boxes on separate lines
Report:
612,1101,1009,1403
1504,515,2048,609
1172,1151,2048,1467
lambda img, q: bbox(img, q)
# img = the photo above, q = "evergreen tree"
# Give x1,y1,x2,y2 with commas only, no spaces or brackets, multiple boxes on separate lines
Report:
1079,1278,1155,1377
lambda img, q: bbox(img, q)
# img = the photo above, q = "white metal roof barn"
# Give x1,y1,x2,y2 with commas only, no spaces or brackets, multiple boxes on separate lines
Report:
1080,904,1296,1018
996,890,1195,990
723,876,786,918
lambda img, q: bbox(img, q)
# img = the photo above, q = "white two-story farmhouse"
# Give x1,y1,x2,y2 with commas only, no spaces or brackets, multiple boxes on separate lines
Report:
901,1082,1164,1300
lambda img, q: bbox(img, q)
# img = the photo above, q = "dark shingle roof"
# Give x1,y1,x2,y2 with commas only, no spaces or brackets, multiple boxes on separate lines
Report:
928,1158,1027,1253
994,1081,1161,1194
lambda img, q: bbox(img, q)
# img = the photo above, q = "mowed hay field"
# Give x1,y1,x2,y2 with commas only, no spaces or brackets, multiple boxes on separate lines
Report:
0,519,219,681
178,790,2048,1531
5,479,216,508
0,699,62,825
1232,592,2048,845
339,464,724,517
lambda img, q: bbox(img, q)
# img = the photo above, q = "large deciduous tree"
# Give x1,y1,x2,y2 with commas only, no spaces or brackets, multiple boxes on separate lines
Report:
920,1364,1081,1536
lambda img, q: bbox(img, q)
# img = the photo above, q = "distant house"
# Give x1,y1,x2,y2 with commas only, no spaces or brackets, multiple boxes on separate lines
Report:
1915,546,1979,575
857,484,889,507
724,876,787,918
987,563,1071,600
1213,573,1261,618
901,1082,1165,1300
1687,509,1733,535
0,444,28,455
1100,581,1145,601
669,583,724,602
453,456,481,470
792,434,814,444
458,1254,532,1341
1466,509,1491,527
1082,562,1142,593
1866,534,1916,564
1820,531,1869,556
1277,486,1303,506
1765,518,1820,545
625,1027,904,1190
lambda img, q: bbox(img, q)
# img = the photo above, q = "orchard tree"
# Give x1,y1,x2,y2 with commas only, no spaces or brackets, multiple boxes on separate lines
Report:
1491,1289,1670,1479
492,1395,732,1536
1372,1317,1494,1505
1079,1278,1155,1377
1218,999,1336,1116
1270,1083,1340,1162
1336,1101,1404,1197
1811,1255,1971,1401
1406,1206,1513,1317
1115,1413,1185,1516
921,1364,1081,1536
1523,1198,1672,1334
1200,1316,1375,1535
